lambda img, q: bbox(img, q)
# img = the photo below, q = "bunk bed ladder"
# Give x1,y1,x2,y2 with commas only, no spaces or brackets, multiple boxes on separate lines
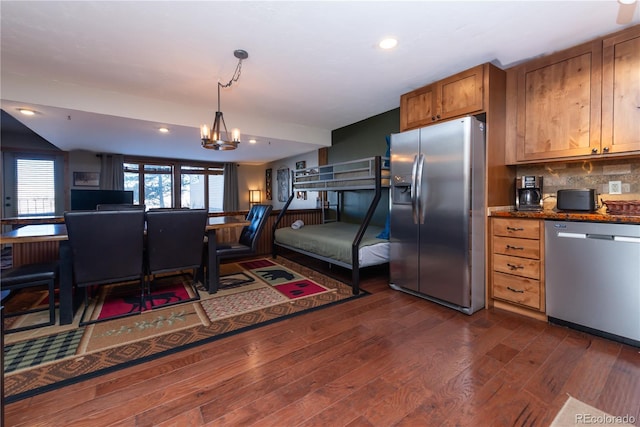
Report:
351,156,382,295
271,190,296,259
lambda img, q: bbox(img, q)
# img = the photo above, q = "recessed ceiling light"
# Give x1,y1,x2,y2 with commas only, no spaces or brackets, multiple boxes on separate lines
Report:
18,108,36,116
619,0,636,4
249,139,257,144
379,38,398,50
158,127,169,133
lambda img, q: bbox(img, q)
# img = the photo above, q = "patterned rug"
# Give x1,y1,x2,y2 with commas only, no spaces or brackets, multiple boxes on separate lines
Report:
3,256,365,403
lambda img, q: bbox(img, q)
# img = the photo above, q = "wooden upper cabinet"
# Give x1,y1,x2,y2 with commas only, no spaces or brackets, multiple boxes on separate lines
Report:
515,41,602,161
400,64,484,131
509,25,640,163
400,84,436,131
601,25,640,155
439,65,484,119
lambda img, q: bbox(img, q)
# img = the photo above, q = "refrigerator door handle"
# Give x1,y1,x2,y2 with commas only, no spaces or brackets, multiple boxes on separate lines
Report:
416,153,426,224
410,154,419,224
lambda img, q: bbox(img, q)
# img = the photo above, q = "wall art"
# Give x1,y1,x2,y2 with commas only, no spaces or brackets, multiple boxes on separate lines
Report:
265,168,272,200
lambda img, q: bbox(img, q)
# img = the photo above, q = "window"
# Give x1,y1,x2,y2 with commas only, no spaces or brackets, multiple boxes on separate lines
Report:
16,158,56,215
143,164,173,209
124,163,140,204
180,166,205,209
208,174,224,212
180,165,224,212
124,159,224,211
124,162,173,209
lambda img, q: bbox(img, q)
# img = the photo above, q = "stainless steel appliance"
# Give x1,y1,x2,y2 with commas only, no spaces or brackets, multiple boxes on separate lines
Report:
545,221,640,346
556,189,598,212
389,116,485,314
515,176,543,211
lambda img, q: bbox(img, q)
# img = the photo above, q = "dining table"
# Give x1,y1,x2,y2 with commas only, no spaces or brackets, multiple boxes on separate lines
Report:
1,216,249,325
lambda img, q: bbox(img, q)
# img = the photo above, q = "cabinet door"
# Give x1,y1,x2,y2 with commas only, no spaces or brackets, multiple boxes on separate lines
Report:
400,84,436,131
400,64,486,132
601,26,640,155
516,41,602,161
438,64,484,120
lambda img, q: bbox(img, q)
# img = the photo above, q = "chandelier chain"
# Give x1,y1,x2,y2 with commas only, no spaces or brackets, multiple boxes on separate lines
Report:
201,49,247,150
219,60,244,89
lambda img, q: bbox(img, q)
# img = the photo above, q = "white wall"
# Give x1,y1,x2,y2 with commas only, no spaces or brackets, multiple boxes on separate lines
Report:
265,150,319,211
237,164,265,211
68,150,101,189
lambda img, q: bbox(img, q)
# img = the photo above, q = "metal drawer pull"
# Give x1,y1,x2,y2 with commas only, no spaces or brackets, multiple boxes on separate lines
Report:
507,263,524,270
506,226,524,231
507,286,525,293
505,245,524,250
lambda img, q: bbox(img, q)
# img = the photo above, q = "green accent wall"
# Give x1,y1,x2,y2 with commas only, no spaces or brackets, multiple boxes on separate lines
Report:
328,108,399,226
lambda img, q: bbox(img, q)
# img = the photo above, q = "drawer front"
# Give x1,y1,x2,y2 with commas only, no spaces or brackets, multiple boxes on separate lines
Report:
492,272,541,310
493,253,540,279
492,236,540,259
493,218,540,239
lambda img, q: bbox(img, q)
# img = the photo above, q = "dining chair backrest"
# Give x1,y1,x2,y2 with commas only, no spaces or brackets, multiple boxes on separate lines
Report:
64,210,146,287
96,203,145,211
237,204,273,251
145,208,208,275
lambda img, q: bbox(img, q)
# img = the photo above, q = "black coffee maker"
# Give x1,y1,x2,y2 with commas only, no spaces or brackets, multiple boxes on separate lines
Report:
515,176,543,211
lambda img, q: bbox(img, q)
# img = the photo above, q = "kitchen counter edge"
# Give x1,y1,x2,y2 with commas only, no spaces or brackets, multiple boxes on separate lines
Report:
489,209,640,225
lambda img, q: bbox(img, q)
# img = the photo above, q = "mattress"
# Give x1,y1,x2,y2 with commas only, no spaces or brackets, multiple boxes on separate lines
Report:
274,222,389,267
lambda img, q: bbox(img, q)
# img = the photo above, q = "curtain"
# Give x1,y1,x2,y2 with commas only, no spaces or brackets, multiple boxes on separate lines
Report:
99,154,124,190
223,162,239,212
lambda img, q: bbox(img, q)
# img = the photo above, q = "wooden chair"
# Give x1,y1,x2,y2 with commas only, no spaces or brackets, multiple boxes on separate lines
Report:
64,210,146,325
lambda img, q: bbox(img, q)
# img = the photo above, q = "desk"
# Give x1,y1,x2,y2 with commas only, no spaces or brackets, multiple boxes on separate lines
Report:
1,224,67,243
1,217,249,325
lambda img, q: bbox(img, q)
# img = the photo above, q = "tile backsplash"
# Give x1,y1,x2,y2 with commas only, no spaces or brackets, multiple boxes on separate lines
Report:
517,158,640,211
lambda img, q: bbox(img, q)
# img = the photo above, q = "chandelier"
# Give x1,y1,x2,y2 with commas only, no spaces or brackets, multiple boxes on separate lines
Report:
201,49,249,150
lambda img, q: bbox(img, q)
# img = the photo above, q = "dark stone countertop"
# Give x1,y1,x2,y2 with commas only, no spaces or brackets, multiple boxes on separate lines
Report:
490,209,640,225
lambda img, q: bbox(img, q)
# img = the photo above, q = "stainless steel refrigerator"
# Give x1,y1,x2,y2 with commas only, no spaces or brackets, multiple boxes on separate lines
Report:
389,116,485,314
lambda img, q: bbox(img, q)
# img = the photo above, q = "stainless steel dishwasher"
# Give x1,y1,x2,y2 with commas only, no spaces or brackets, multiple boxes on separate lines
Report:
545,221,640,346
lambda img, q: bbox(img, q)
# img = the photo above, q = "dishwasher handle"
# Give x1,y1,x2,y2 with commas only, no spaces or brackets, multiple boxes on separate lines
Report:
557,231,640,244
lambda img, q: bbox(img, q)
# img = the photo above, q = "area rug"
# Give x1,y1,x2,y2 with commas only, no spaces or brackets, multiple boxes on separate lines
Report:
550,395,635,426
3,256,366,403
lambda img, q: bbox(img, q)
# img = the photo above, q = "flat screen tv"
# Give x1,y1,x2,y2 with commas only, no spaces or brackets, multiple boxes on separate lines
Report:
70,189,134,211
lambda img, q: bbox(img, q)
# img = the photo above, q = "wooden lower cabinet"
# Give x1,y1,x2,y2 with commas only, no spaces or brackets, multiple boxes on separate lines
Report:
492,272,541,310
490,217,546,320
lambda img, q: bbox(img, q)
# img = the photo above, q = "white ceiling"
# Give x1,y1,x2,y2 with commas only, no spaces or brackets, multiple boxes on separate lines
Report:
1,1,638,165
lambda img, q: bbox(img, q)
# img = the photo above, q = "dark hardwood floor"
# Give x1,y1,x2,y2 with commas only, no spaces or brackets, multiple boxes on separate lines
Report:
4,257,640,426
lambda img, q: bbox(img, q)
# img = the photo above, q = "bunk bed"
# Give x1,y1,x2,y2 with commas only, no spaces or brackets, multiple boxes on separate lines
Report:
272,156,390,295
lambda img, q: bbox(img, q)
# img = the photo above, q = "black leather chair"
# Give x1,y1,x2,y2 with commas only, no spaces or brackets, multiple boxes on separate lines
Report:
144,208,208,307
210,204,272,291
1,261,58,333
64,210,146,325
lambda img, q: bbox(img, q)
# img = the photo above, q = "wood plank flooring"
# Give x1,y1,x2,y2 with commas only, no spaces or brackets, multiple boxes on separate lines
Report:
4,258,640,426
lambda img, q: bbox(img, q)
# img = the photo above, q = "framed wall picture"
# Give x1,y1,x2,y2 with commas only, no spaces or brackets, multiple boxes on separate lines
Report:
295,161,307,199
276,167,290,202
73,171,100,187
265,168,272,200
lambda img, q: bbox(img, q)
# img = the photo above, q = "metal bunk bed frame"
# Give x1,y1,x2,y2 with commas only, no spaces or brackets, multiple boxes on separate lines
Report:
272,156,388,295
